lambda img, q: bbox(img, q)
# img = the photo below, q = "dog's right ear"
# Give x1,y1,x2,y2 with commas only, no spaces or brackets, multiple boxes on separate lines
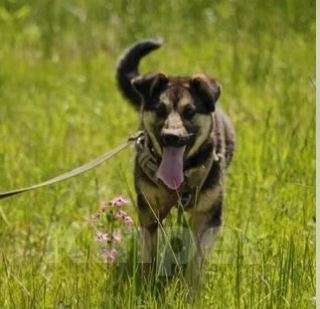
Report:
132,73,168,106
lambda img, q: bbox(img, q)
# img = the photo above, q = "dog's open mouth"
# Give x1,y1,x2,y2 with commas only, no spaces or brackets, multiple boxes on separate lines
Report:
156,146,186,190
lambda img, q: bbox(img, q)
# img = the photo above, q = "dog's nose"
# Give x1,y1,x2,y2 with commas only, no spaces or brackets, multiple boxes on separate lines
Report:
161,133,189,147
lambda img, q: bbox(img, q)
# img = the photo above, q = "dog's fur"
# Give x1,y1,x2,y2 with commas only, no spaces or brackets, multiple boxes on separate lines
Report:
116,39,235,277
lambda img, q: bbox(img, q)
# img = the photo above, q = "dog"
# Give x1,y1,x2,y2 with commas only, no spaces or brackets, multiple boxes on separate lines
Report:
116,39,235,279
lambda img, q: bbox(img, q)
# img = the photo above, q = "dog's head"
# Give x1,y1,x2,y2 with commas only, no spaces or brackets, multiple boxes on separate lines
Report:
132,73,220,156
132,73,220,189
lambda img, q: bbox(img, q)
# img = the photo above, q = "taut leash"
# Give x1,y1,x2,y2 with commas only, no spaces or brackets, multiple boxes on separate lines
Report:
0,131,143,200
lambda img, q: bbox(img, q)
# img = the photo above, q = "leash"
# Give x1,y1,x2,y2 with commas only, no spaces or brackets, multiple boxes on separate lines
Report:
0,131,143,200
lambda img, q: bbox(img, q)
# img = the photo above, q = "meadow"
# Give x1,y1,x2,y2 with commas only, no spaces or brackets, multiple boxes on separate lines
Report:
0,0,315,307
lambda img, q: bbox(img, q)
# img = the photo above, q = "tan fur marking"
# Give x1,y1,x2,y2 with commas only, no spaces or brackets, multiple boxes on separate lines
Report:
187,114,213,157
159,93,172,110
178,93,192,108
191,185,222,213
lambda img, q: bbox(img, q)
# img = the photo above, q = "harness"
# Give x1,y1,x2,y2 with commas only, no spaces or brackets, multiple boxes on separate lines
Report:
135,131,221,208
135,133,160,186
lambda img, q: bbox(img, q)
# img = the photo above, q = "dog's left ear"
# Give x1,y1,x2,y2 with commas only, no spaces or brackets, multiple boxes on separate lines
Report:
190,74,221,112
131,73,169,106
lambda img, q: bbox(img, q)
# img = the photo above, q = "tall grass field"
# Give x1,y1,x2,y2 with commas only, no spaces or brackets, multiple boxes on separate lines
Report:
0,1,315,307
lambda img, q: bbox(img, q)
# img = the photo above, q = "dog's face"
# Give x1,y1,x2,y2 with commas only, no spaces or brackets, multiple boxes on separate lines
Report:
132,73,220,158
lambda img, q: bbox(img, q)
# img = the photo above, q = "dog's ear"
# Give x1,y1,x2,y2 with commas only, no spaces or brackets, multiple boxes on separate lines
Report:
132,73,168,106
190,74,221,112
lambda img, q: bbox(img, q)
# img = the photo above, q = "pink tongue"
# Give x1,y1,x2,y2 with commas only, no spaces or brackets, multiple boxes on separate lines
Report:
156,146,186,190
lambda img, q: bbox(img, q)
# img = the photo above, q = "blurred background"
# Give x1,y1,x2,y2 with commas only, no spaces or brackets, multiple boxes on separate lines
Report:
0,0,315,307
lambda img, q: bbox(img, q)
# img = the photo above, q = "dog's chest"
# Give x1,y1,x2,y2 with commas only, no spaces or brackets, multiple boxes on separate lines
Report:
138,176,178,209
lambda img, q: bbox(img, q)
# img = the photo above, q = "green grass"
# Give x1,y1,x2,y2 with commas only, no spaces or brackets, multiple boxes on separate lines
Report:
0,0,315,307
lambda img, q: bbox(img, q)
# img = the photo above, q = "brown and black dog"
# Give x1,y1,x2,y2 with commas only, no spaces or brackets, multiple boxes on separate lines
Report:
117,39,235,277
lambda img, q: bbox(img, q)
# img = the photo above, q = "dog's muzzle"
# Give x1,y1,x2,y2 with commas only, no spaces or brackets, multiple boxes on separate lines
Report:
161,132,190,148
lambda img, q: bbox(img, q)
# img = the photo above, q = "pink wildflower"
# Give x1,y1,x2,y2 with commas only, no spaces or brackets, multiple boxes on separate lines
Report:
115,210,134,227
112,231,123,244
123,216,134,227
114,210,129,220
110,196,129,207
95,231,111,243
102,248,118,264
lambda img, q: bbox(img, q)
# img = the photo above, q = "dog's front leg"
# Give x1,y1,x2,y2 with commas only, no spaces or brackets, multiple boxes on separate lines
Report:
137,194,159,274
140,224,158,266
186,200,222,288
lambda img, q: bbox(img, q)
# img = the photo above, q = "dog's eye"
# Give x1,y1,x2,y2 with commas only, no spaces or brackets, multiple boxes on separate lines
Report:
183,106,196,120
155,103,167,118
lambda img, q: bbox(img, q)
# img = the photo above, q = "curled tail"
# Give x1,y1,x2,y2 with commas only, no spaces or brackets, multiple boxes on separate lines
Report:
116,38,163,108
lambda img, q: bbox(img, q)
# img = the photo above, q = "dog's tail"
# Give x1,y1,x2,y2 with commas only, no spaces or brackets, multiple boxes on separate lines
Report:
116,38,163,108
